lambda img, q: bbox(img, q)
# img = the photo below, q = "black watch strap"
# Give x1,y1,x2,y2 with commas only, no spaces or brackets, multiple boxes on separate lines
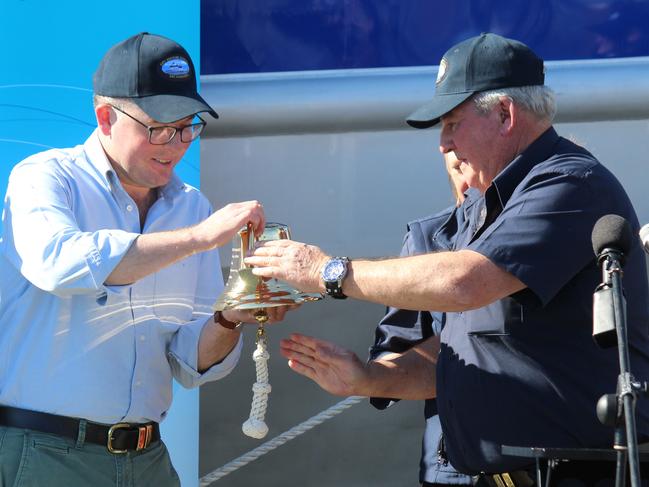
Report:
325,280,347,299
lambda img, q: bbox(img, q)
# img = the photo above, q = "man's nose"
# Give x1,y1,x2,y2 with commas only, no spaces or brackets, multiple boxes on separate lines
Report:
439,143,455,155
439,133,455,154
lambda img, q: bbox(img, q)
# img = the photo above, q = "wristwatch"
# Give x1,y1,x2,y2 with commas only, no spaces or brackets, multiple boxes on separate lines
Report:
321,257,350,299
214,310,243,330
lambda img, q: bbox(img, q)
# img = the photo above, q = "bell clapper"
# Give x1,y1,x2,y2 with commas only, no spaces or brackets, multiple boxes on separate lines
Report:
242,309,271,439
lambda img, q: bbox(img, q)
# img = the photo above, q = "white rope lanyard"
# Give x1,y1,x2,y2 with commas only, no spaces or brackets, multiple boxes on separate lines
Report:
241,325,271,439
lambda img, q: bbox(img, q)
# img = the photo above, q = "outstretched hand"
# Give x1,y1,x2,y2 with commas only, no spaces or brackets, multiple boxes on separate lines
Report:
279,333,369,397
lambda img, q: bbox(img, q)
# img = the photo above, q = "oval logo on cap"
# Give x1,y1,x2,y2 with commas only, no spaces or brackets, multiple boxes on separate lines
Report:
436,58,448,86
161,57,190,78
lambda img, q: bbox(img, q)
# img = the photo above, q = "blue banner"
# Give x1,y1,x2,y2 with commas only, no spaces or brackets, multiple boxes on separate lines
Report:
201,0,649,74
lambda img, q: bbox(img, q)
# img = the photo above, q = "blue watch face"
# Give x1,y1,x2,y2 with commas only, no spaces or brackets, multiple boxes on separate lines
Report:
322,260,345,281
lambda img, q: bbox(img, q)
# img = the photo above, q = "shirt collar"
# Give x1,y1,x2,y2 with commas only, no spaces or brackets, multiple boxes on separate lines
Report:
83,129,186,198
83,129,116,188
488,126,560,209
462,187,483,219
159,172,186,199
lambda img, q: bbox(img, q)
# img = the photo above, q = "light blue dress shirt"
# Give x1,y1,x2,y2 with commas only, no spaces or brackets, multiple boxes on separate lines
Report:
0,130,242,424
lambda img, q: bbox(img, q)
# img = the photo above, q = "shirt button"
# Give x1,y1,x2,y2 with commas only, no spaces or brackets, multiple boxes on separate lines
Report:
140,335,146,341
126,204,133,212
135,381,142,387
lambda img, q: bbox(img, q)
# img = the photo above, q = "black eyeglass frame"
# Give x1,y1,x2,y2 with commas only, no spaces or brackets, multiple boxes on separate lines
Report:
110,105,206,145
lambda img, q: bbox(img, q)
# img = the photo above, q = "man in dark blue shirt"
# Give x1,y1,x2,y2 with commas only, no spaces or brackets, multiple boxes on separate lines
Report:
435,124,649,476
248,33,649,484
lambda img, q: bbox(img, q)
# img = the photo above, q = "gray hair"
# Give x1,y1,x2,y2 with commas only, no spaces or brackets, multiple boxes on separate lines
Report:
92,94,134,110
472,85,557,123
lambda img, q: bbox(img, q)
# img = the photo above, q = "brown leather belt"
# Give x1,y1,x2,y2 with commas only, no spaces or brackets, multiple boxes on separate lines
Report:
0,406,160,454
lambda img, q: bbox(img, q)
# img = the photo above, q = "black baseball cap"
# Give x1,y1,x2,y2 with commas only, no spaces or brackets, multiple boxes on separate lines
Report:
406,33,545,129
93,32,218,123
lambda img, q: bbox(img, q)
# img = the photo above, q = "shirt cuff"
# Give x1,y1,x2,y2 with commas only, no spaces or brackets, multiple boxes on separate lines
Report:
168,317,243,388
90,230,140,287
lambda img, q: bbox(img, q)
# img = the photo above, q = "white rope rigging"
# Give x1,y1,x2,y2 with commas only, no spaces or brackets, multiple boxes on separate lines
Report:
241,331,271,439
199,395,363,486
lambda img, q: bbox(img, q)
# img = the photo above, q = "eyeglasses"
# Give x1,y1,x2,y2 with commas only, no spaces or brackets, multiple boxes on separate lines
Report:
110,105,206,145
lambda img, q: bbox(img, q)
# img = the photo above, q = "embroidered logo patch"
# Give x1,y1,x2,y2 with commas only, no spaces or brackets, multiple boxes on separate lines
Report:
161,57,190,78
436,58,448,85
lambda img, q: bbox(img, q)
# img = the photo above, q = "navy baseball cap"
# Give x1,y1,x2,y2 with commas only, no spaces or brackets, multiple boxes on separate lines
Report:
93,32,218,123
407,33,545,129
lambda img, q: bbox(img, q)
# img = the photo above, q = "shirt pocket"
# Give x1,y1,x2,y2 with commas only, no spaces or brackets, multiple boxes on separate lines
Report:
463,299,511,336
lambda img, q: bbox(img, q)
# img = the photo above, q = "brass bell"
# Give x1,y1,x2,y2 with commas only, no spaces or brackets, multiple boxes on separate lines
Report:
213,222,322,439
213,222,322,312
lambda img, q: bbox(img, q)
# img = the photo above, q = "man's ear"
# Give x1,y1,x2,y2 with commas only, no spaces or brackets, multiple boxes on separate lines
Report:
499,97,515,135
96,104,114,136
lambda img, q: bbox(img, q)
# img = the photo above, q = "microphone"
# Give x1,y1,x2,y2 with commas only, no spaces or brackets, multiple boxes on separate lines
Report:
640,223,649,254
591,214,632,348
591,214,633,264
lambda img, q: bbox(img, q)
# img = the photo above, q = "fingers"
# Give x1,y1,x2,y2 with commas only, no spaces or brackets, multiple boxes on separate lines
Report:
243,242,285,275
244,241,291,267
281,348,318,369
207,200,266,249
287,358,318,382
250,240,293,252
249,266,275,278
280,336,326,381
250,206,266,238
279,334,316,356
281,335,355,397
264,304,298,322
235,200,265,237
264,307,282,322
280,334,340,370
283,333,322,350
242,240,293,278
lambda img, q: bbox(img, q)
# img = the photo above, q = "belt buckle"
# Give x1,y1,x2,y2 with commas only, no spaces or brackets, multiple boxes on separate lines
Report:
107,422,131,454
492,473,516,487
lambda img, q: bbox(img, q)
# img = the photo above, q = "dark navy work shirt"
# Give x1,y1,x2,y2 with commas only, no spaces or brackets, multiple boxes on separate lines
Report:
438,127,649,474
369,205,472,484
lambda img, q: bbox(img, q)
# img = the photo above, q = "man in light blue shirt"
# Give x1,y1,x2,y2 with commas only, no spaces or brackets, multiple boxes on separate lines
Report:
0,32,284,486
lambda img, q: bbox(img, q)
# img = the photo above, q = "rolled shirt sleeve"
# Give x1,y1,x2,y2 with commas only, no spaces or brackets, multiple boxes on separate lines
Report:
468,159,633,307
3,159,139,296
168,317,243,388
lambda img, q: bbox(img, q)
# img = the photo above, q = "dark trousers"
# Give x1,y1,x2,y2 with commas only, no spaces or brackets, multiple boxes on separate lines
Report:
0,425,180,487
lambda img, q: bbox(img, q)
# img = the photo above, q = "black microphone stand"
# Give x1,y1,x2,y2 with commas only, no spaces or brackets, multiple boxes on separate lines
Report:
594,247,645,487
